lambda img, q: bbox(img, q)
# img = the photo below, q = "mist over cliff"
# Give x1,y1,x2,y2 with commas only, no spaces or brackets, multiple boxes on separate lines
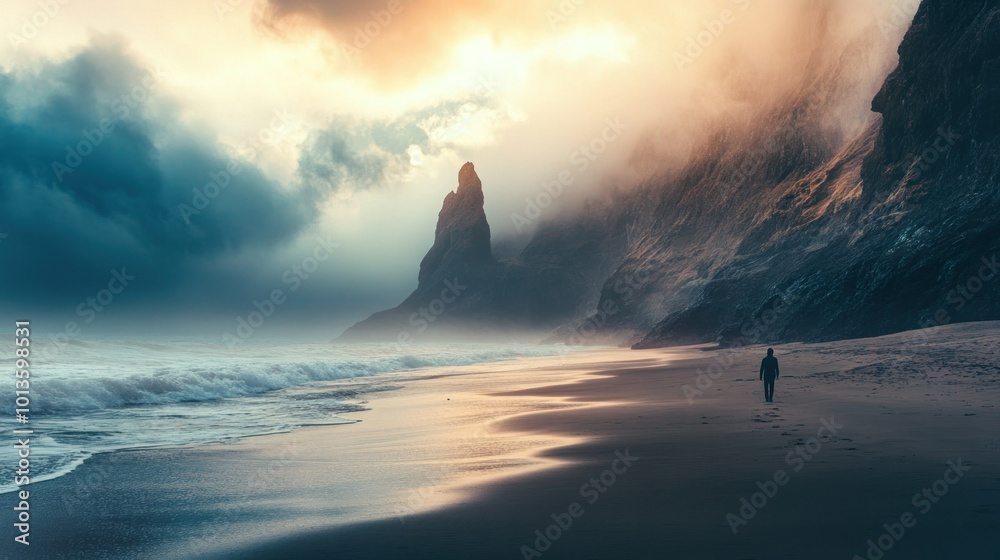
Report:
631,0,1000,347
340,0,999,348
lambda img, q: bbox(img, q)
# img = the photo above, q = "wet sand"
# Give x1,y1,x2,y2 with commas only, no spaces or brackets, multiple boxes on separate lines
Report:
7,323,1000,559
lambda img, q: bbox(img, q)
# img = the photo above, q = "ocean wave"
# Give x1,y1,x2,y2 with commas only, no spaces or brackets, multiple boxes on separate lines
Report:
5,345,558,415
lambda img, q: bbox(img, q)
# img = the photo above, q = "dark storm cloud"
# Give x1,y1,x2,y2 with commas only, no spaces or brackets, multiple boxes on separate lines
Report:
0,37,313,305
0,37,483,320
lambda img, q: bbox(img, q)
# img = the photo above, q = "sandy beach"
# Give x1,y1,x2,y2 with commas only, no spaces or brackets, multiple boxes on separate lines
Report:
6,1,999,558
7,322,1000,559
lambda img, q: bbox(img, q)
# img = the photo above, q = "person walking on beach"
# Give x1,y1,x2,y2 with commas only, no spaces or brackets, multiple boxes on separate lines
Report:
760,348,779,403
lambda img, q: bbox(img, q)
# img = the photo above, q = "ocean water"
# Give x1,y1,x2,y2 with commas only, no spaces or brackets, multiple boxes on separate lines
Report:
0,338,570,494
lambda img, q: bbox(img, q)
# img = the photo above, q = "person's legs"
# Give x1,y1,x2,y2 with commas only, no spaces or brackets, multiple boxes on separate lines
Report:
763,378,774,402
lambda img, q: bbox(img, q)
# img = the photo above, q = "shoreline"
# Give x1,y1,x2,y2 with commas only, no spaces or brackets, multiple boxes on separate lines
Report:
0,343,577,497
4,346,637,559
7,324,1000,559
219,323,1000,559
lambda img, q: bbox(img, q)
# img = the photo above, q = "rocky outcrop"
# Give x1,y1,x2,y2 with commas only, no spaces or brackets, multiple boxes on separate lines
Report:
342,0,1000,348
416,162,494,286
337,163,619,341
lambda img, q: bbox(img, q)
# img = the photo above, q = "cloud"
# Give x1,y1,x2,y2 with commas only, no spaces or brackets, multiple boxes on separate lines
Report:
297,115,429,195
0,1,915,331
0,35,511,319
258,0,581,87
0,36,312,304
257,0,911,218
297,95,508,196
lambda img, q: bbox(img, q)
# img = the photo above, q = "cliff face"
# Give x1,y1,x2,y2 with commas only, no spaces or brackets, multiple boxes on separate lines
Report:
341,0,1000,347
634,0,1000,347
572,5,906,344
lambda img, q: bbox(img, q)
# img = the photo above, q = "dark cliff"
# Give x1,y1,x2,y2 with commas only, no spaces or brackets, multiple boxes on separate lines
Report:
337,163,621,341
635,0,1000,347
340,0,1000,348
416,162,494,286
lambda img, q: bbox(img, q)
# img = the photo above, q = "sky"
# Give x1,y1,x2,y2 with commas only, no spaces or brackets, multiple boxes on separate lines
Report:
0,0,915,340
